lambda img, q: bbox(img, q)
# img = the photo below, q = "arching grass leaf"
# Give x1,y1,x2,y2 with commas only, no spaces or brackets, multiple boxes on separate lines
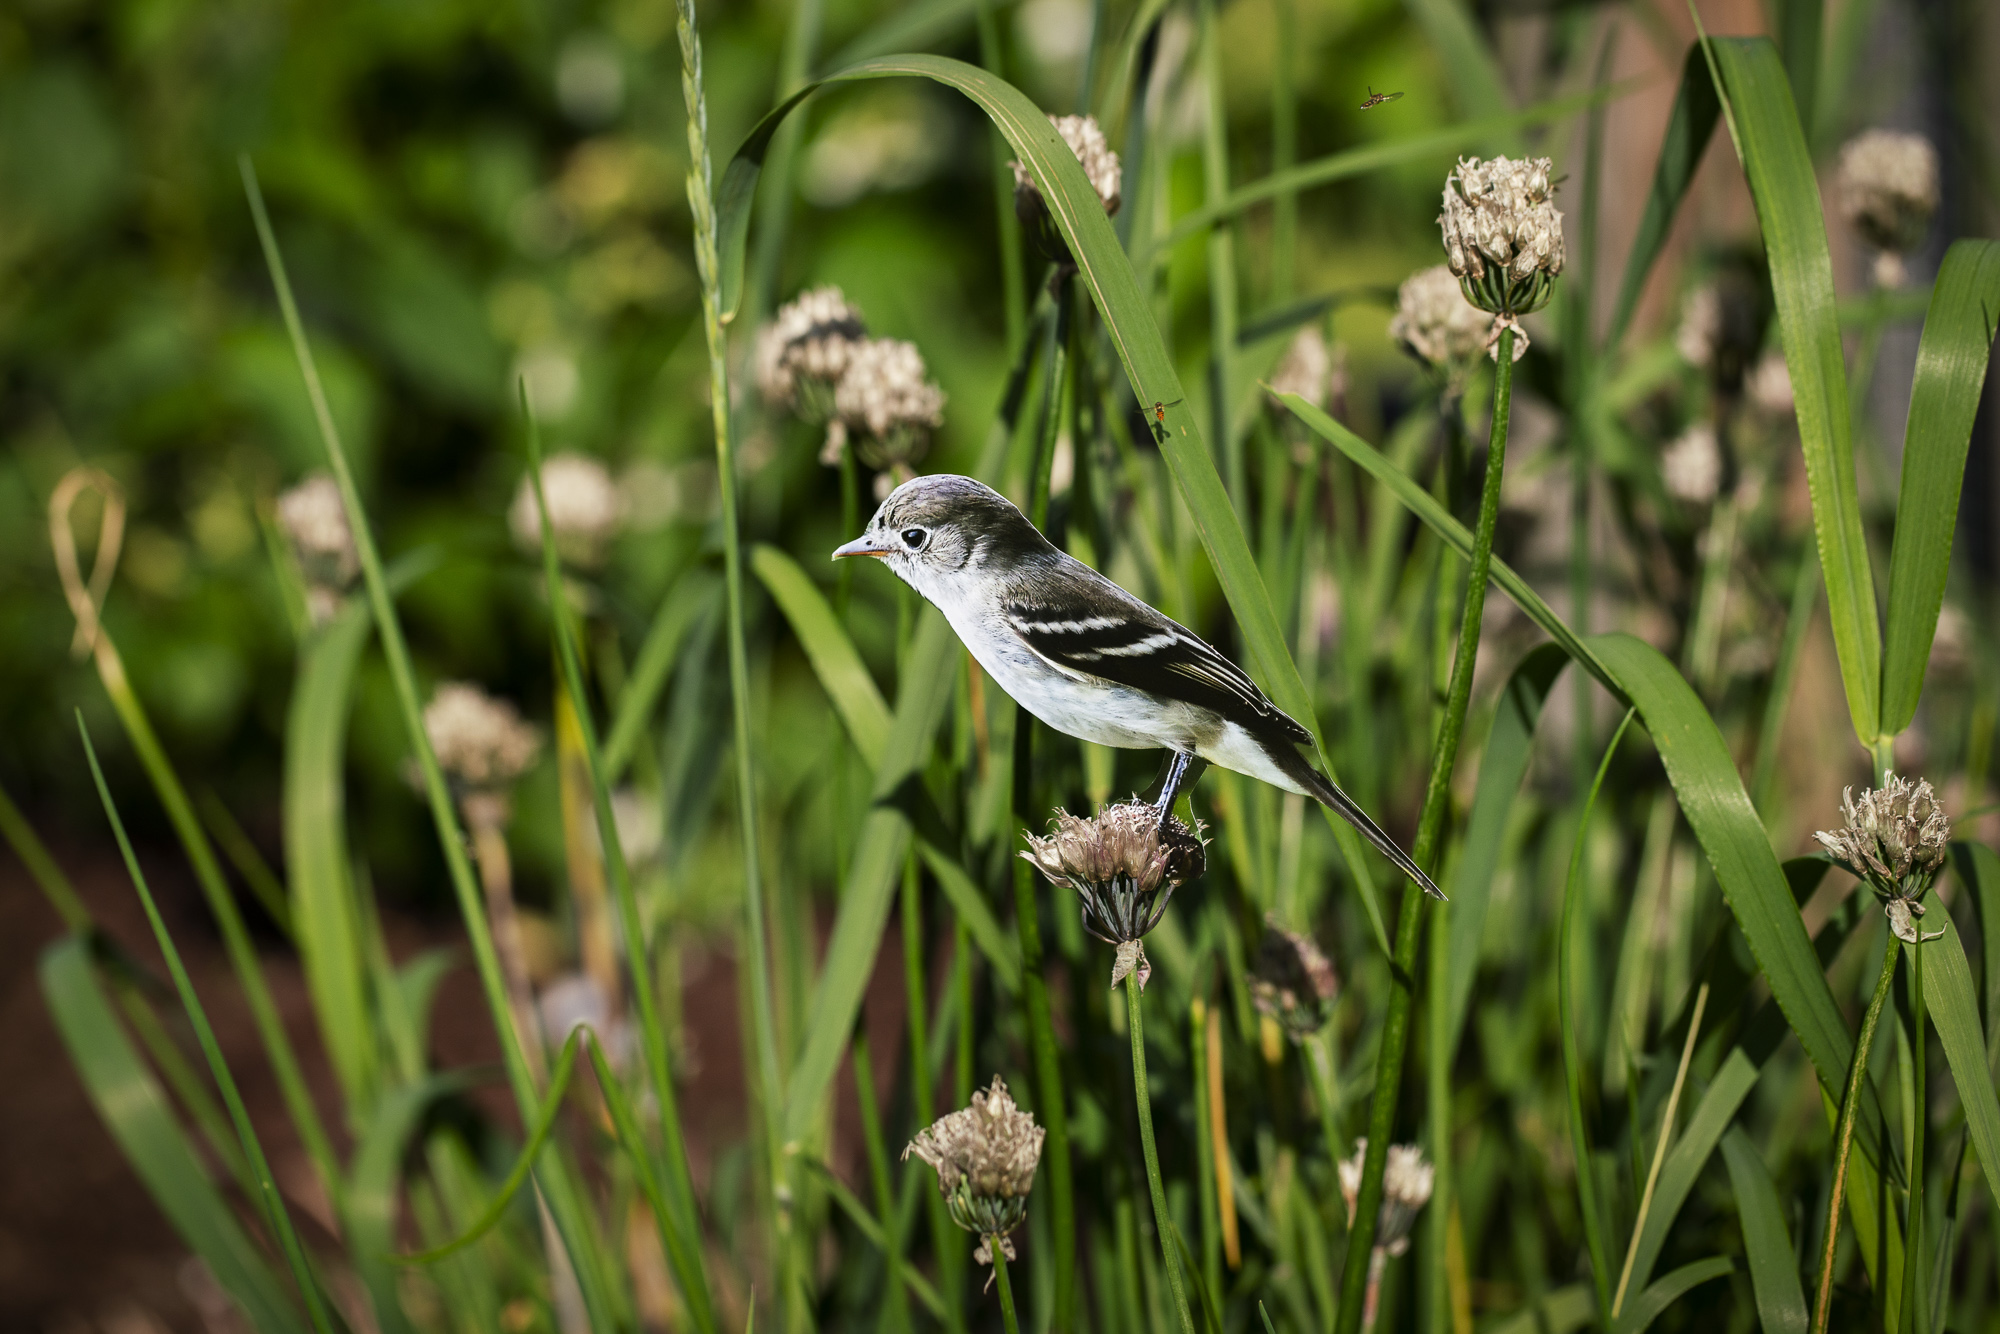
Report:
1720,1127,1808,1334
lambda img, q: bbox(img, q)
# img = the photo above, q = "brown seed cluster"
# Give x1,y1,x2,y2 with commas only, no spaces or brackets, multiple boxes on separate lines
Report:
904,1076,1045,1261
1021,802,1206,988
1814,773,1951,943
1250,919,1339,1038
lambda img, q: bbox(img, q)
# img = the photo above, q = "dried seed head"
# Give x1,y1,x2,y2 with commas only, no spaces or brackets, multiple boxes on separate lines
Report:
829,337,947,472
276,473,360,625
1267,326,1334,411
1661,423,1722,505
756,286,868,422
510,453,622,570
1814,773,1952,942
1838,130,1939,277
1338,1140,1435,1258
1250,919,1338,1037
1021,802,1207,985
1011,114,1121,267
424,683,543,796
1438,156,1565,316
1389,265,1495,376
904,1076,1045,1257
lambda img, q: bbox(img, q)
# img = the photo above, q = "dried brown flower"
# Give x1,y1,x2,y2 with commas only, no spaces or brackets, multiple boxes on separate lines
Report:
1337,1140,1435,1258
756,286,868,423
1813,773,1951,943
1021,801,1207,988
1438,156,1564,323
904,1076,1045,1261
1250,919,1338,1037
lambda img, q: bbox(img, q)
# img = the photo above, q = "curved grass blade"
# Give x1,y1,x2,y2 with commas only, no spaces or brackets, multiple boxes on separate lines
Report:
79,720,338,1334
347,1071,480,1334
286,596,379,1115
604,570,718,783
1879,239,2000,734
1612,1257,1732,1334
1916,865,2000,1207
39,937,309,1334
1562,709,1637,1323
1720,1126,1808,1334
1705,36,1877,745
753,543,892,766
586,1036,716,1319
915,839,1021,993
1605,42,1721,351
1950,842,2000,1042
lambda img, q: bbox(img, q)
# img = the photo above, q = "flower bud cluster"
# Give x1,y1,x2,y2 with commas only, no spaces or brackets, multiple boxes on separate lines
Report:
1267,326,1336,412
1814,773,1952,943
423,683,543,798
1021,802,1206,989
1338,1140,1435,1257
755,286,868,422
828,337,948,476
1250,919,1338,1038
1389,265,1496,376
1011,114,1121,270
276,473,360,626
510,453,623,570
1837,130,1939,285
1438,156,1565,318
904,1076,1045,1263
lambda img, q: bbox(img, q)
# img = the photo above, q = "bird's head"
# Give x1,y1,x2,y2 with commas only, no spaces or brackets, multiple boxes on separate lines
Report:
832,474,1050,599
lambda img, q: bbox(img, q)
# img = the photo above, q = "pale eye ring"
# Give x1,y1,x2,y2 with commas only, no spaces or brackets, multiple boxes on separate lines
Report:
900,527,928,550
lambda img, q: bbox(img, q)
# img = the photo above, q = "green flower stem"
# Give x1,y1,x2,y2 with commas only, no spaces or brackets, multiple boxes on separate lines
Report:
1126,970,1196,1334
992,1242,1023,1334
905,858,965,1332
1813,934,1901,1334
1903,931,1928,1333
1336,325,1519,1334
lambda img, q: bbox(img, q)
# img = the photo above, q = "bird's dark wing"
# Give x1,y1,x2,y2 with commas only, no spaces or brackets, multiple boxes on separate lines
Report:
999,569,1310,744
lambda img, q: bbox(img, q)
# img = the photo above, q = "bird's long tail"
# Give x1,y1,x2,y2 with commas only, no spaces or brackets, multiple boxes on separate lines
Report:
1268,743,1445,900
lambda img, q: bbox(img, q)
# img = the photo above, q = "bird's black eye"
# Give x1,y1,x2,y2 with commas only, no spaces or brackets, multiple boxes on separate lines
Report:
900,527,928,550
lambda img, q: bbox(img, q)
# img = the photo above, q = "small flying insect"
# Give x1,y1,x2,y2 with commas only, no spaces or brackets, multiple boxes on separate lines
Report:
1360,86,1405,109
1148,398,1183,444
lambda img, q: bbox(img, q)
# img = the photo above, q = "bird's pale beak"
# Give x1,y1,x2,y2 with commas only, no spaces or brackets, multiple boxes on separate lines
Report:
833,534,894,560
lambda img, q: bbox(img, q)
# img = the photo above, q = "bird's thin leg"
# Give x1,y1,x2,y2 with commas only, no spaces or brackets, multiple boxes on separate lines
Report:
1146,751,1206,817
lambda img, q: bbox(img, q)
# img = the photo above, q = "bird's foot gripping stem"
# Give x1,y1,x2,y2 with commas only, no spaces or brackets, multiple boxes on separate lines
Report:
1142,751,1208,818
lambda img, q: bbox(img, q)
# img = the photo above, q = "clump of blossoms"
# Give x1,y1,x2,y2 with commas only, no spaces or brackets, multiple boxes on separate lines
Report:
1389,264,1495,382
1010,114,1121,273
1438,155,1565,354
510,453,622,570
1660,423,1722,505
756,285,868,426
828,336,947,486
1837,130,1939,288
1250,919,1338,1038
1266,326,1335,411
423,682,543,822
1021,802,1206,989
1340,1140,1437,1332
1814,774,1952,944
904,1076,1045,1266
275,473,359,626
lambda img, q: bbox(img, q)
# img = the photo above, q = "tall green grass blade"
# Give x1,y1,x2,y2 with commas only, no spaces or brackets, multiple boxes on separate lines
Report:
1613,1257,1732,1334
39,937,310,1334
1562,710,1636,1323
1447,643,1568,1049
1623,1047,1759,1300
916,840,1021,992
197,790,295,941
1720,1126,1808,1334
1878,239,2000,734
398,1029,585,1267
79,720,338,1334
285,594,379,1115
807,1161,949,1319
525,408,717,1333
753,544,893,765
1915,872,2000,1207
1402,0,1510,120
1706,36,1878,745
348,1072,480,1334
1,780,91,932
605,570,718,783
1774,0,1821,132
1950,842,2000,1045
1605,43,1721,352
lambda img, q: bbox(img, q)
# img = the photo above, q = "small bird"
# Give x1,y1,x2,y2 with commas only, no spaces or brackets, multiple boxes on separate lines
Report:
834,474,1443,898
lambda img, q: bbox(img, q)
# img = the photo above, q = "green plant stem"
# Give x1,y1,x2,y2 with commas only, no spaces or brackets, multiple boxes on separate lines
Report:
905,857,965,1333
975,0,1025,351
1125,970,1196,1334
850,1029,910,1334
1813,934,1901,1334
1903,931,1928,1334
992,1242,1023,1334
0,780,90,932
1335,325,1518,1334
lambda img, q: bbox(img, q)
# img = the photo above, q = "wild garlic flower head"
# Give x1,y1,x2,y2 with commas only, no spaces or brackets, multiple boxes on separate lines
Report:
276,473,359,624
826,337,946,474
1838,130,1939,283
756,286,868,422
1438,155,1565,317
1814,774,1951,943
904,1076,1045,1261
1338,1141,1435,1257
1267,326,1334,411
1011,114,1121,268
424,683,542,799
1250,919,1338,1038
1021,802,1207,989
1389,265,1495,376
1661,423,1722,505
509,453,622,569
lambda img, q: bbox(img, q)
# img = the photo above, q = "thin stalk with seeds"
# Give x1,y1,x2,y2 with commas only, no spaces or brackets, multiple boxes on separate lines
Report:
1336,324,1519,1334
1126,970,1196,1334
1813,935,1901,1334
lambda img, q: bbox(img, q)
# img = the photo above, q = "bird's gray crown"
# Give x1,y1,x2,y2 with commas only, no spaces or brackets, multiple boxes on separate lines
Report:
871,475,1052,565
